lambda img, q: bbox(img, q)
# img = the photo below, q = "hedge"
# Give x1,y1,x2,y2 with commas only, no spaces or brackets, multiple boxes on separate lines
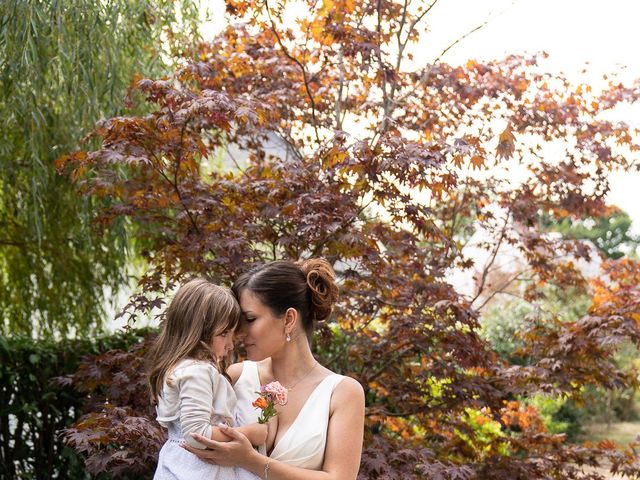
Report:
0,328,154,479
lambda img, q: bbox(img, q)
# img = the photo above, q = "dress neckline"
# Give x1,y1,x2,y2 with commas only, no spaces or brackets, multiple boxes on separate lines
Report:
267,373,336,457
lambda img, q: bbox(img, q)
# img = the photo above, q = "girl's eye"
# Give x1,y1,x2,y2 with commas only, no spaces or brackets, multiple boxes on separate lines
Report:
220,331,229,337
245,317,256,323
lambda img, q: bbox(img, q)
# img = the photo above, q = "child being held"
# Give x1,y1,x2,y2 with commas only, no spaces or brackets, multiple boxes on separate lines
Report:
148,279,266,480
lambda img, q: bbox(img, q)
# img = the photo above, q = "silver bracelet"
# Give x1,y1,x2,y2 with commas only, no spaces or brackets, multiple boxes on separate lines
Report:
263,457,272,479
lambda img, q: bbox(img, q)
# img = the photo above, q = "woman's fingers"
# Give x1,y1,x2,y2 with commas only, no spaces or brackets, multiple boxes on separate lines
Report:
182,429,254,468
191,433,226,450
182,439,226,465
218,425,243,440
215,424,235,441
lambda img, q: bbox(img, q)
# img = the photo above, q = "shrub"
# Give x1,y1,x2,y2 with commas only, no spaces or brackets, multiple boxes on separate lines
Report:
0,328,153,479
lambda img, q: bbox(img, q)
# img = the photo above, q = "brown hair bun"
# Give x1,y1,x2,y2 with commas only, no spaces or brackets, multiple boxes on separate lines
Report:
298,258,338,323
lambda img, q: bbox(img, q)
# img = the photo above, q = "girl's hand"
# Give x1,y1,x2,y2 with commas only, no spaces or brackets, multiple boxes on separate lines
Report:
210,425,235,442
182,426,257,467
235,421,268,446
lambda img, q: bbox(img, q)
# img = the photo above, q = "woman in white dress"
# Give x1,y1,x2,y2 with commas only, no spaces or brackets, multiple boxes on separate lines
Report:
184,259,365,480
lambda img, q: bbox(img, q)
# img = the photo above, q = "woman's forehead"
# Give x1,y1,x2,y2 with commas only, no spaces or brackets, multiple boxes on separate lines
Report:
239,288,263,310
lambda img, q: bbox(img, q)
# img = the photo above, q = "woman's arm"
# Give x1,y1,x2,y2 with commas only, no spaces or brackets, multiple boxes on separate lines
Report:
184,376,365,480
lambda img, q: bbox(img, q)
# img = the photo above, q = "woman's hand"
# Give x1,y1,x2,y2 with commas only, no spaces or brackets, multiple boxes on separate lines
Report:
182,425,258,467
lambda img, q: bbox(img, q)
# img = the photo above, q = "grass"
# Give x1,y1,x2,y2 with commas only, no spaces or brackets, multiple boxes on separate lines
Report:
577,422,640,480
583,422,640,447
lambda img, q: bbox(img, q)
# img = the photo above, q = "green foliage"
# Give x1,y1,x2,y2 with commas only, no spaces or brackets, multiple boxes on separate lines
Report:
455,408,509,459
0,327,153,479
528,395,570,434
541,210,640,259
0,0,201,337
525,395,586,441
480,289,592,363
479,299,532,363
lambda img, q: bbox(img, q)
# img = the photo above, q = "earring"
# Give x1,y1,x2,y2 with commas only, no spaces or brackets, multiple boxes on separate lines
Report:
286,333,291,342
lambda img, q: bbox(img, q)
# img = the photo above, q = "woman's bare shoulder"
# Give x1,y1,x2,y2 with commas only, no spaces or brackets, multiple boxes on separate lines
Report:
227,362,244,385
336,375,364,395
332,374,365,408
329,374,365,422
317,364,364,397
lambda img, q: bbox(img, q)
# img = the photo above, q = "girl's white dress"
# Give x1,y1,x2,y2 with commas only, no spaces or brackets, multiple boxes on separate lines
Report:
153,359,241,480
233,361,345,471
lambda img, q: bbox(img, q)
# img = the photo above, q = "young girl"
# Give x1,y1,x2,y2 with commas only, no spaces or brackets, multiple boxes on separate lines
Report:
148,278,267,480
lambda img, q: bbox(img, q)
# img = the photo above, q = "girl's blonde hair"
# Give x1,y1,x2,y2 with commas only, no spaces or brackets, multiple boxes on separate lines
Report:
148,278,241,404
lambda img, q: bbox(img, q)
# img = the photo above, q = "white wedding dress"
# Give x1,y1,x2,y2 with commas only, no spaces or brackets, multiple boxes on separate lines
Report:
234,361,345,472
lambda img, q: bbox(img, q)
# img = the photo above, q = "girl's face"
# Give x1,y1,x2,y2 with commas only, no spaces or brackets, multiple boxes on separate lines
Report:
236,289,286,361
210,330,234,359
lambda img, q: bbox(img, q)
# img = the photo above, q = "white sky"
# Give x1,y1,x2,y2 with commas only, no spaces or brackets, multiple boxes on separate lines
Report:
422,0,640,71
419,0,640,233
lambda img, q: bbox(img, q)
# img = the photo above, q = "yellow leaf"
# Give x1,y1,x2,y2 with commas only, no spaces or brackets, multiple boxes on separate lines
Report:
496,124,515,160
469,155,485,170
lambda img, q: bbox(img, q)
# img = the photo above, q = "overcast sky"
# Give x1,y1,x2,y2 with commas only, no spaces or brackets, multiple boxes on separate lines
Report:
421,0,640,232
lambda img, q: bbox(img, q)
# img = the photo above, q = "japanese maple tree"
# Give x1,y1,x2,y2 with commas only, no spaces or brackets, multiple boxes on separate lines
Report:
58,0,640,478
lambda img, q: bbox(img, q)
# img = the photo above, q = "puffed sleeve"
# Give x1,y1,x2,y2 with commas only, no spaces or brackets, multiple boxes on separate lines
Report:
174,362,219,449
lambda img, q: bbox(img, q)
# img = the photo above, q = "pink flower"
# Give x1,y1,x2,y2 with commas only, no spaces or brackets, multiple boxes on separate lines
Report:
261,381,288,406
254,381,288,424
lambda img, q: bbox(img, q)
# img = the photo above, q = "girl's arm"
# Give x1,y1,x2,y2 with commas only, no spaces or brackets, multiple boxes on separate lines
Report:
175,362,221,449
185,377,365,480
235,422,269,446
210,421,268,446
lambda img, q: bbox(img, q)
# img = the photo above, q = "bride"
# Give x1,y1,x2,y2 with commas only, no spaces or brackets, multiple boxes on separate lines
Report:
183,259,365,479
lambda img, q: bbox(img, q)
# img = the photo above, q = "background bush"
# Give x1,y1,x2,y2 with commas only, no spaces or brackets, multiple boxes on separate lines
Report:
0,328,153,479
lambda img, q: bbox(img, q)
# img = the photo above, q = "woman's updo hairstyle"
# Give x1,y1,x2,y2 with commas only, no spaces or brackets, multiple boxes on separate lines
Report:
232,258,338,337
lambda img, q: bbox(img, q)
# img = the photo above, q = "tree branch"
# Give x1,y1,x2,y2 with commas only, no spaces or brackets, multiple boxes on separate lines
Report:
433,2,517,64
474,269,528,312
265,0,321,144
470,212,510,305
335,46,344,130
0,239,26,247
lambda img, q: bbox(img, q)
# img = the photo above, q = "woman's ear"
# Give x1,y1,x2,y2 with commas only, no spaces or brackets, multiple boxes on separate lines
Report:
284,307,298,335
